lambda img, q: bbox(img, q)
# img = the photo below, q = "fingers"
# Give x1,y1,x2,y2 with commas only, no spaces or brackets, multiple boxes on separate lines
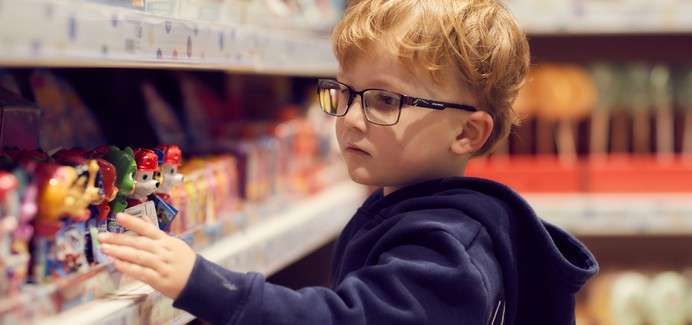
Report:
101,243,164,273
98,233,159,254
115,213,165,240
111,257,159,286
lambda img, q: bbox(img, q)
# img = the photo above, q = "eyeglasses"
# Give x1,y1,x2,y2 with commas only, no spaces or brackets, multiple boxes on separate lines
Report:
317,78,478,126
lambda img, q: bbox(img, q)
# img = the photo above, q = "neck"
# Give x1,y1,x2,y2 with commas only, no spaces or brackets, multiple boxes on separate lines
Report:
383,186,397,196
382,164,468,197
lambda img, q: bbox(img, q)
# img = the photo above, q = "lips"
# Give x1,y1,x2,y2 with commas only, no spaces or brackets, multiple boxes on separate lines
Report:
345,144,371,156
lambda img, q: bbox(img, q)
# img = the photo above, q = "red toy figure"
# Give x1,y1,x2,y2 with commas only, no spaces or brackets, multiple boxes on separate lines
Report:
155,145,183,203
151,145,183,231
93,159,118,222
123,149,160,228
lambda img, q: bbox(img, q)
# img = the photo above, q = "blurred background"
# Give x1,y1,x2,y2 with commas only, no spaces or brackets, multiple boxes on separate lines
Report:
0,0,691,324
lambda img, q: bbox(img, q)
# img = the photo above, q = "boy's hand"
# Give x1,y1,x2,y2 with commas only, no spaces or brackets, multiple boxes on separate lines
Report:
98,213,196,300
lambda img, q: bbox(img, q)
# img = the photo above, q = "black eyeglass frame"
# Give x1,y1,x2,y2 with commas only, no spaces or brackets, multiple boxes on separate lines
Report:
317,78,478,126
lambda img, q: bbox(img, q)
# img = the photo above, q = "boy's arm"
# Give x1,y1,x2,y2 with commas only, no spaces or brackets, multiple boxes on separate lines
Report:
173,228,501,325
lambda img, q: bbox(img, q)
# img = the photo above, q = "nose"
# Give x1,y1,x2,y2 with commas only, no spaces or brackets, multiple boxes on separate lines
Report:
155,181,160,188
342,94,367,132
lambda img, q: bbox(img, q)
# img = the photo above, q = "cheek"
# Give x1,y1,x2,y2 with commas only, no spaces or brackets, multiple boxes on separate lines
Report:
390,114,452,167
334,118,347,148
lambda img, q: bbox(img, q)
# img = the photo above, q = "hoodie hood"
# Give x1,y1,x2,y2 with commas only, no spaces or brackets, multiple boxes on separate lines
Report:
362,176,599,324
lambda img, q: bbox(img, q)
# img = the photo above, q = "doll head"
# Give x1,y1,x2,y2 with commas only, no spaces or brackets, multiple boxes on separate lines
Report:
155,145,183,194
103,146,136,197
130,148,160,201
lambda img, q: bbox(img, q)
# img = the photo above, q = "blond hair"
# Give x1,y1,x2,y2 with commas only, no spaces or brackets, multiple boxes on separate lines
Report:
332,0,530,155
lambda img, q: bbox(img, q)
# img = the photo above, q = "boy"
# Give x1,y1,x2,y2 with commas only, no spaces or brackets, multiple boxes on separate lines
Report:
98,0,599,324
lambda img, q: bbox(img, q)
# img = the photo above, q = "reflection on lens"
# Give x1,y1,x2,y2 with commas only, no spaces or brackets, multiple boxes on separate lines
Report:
318,80,348,116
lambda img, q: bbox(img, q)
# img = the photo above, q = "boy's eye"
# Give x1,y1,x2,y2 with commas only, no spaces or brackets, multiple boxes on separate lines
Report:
143,174,148,180
376,93,398,106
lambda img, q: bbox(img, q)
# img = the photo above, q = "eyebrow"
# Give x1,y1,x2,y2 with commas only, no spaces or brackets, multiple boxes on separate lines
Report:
336,76,413,96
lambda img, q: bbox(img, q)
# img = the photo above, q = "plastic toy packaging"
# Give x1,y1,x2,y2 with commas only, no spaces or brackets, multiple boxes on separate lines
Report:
93,146,137,233
30,71,104,151
0,171,32,295
31,160,100,283
123,148,160,230
152,145,183,231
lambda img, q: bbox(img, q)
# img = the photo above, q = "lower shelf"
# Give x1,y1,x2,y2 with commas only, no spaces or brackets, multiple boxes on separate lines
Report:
527,193,692,236
35,181,365,325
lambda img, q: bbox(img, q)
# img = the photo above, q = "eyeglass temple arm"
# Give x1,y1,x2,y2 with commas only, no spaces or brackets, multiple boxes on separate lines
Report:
403,96,477,112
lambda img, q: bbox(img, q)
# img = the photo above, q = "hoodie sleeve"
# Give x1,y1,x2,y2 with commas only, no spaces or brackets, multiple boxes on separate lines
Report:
173,229,502,325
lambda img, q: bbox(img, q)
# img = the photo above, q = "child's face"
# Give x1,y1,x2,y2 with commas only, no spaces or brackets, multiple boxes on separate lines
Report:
335,45,478,190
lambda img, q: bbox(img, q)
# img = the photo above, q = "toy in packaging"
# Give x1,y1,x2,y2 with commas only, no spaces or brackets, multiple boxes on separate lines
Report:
31,71,104,151
31,71,76,151
2,167,35,295
100,146,137,232
0,172,28,295
32,160,100,283
86,158,119,264
152,145,183,231
123,148,159,228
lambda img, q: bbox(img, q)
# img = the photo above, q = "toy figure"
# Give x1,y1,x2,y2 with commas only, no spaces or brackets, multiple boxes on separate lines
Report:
101,146,136,232
154,145,183,201
152,145,183,231
127,149,160,207
0,172,20,295
3,167,35,294
53,148,116,264
33,161,100,282
91,159,118,223
36,161,100,222
122,149,159,228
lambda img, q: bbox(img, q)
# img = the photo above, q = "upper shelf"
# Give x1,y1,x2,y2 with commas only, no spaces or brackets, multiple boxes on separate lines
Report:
509,1,692,36
0,0,338,76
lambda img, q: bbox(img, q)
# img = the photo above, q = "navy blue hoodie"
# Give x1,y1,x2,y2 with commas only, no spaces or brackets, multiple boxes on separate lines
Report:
173,177,599,324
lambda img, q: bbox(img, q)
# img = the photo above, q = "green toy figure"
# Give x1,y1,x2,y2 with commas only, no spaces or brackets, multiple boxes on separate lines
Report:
94,146,136,232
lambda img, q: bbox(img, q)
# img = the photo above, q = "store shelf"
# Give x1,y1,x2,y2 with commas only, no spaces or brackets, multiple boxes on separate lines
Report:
0,0,337,76
34,181,364,325
508,1,692,35
527,193,692,236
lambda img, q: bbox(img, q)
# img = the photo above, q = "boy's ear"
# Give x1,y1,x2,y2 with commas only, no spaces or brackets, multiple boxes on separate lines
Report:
450,111,494,156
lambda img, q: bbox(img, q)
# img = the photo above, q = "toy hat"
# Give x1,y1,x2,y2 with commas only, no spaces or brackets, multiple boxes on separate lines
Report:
134,149,159,172
156,144,183,166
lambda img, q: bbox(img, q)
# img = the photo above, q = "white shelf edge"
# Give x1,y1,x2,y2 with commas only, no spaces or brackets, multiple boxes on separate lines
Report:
36,181,365,325
526,193,692,237
0,0,338,76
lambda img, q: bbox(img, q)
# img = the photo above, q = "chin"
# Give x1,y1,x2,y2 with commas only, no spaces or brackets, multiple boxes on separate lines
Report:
345,166,404,189
346,167,380,186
